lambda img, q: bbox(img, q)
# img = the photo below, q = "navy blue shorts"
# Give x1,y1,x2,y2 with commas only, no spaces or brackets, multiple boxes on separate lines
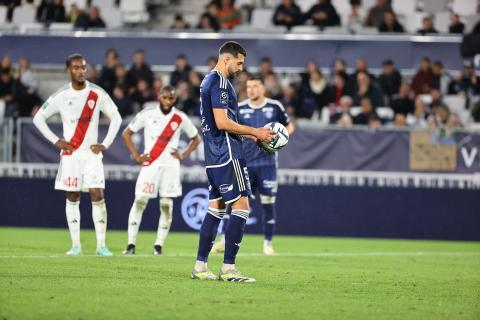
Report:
247,165,277,197
206,158,252,204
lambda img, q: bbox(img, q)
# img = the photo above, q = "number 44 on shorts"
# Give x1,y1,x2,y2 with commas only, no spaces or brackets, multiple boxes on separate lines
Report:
65,177,78,188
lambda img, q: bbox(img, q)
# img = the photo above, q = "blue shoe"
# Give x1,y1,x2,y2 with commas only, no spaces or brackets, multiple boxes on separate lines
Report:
96,247,113,257
66,247,82,256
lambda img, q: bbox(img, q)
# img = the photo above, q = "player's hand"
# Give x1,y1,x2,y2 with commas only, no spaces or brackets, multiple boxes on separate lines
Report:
55,139,74,152
253,127,276,142
90,144,106,154
256,139,274,154
170,149,185,161
134,153,152,164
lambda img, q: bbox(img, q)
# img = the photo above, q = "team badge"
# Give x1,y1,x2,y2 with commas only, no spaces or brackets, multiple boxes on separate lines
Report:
181,188,209,230
87,100,95,109
220,91,228,104
170,122,179,131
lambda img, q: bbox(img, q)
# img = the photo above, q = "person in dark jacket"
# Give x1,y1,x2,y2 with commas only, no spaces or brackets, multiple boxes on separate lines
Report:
304,0,340,29
74,6,106,30
272,0,303,30
378,11,404,33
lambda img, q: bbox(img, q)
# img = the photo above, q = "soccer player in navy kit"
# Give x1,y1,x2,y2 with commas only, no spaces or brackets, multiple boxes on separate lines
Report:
191,42,274,282
212,77,295,255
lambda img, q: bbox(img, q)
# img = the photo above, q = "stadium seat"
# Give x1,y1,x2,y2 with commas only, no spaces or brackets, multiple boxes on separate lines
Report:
103,7,123,29
399,12,424,33
251,8,274,29
91,0,116,13
18,22,44,33
0,5,7,24
64,0,88,10
324,26,349,34
421,0,448,14
434,12,450,33
377,107,394,120
465,15,480,33
451,0,478,16
49,22,73,31
12,5,36,25
120,0,148,24
443,95,467,111
392,0,418,15
290,25,319,33
0,100,5,123
297,0,317,13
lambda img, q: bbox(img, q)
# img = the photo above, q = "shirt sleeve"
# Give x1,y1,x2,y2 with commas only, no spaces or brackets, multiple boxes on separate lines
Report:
99,92,119,119
181,114,199,139
275,102,291,126
32,95,61,144
210,76,229,109
128,111,145,133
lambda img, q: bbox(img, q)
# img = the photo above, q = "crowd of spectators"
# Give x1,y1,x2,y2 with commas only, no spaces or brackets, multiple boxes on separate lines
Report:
2,48,480,131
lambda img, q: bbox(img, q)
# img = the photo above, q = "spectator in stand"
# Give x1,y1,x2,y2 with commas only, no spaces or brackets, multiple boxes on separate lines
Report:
304,0,341,30
74,6,106,30
448,61,480,95
36,0,67,23
330,95,353,126
272,0,303,30
449,13,465,34
392,113,407,127
407,97,430,128
16,57,42,117
378,59,401,104
0,68,17,118
1,0,20,22
353,97,375,125
332,58,355,93
331,71,353,105
86,64,99,84
378,11,404,33
131,79,154,107
345,0,364,30
232,70,250,102
431,60,450,95
67,3,81,24
411,57,434,95
175,80,197,115
206,56,218,72
429,89,443,109
152,78,164,97
170,54,192,87
391,82,414,116
281,83,301,118
126,49,154,93
217,0,241,30
197,2,220,32
114,63,128,92
99,48,120,95
364,0,393,28
264,72,284,101
112,85,133,118
188,70,202,102
256,56,274,80
351,57,375,82
1,55,13,71
353,71,384,107
367,112,382,128
417,16,438,35
299,66,331,119
171,13,190,30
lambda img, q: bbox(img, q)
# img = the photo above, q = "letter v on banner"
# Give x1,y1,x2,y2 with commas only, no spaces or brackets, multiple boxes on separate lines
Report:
62,90,99,155
461,147,478,168
144,113,183,166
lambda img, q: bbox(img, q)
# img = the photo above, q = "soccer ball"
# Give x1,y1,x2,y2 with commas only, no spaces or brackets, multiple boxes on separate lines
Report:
260,122,289,152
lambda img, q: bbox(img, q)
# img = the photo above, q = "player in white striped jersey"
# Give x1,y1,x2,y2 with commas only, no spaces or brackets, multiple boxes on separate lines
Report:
33,54,122,256
122,85,200,255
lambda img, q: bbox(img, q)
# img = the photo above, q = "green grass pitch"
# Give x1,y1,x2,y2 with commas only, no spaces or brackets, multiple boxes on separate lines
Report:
0,227,479,320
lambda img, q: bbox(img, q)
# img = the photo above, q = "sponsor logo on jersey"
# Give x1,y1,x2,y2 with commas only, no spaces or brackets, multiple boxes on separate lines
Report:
181,188,210,230
220,91,228,104
218,184,234,193
170,121,179,131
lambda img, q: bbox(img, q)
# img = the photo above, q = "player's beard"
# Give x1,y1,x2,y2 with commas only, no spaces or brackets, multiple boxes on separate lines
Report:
160,104,172,115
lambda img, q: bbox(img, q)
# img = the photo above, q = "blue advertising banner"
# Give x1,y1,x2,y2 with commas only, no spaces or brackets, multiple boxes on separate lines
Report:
19,120,480,174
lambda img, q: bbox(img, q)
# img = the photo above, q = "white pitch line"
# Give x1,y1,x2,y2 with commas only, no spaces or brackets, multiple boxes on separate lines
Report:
0,252,478,258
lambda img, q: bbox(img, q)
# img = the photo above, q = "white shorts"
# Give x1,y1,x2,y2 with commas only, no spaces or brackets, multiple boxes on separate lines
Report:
135,163,181,199
55,152,105,192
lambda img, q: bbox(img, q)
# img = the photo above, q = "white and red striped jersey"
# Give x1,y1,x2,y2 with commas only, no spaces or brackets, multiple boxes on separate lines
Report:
128,105,198,166
34,81,121,153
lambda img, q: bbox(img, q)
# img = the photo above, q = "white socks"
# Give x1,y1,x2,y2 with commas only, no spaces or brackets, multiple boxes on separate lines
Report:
92,199,108,248
127,197,148,245
155,198,173,246
66,200,81,248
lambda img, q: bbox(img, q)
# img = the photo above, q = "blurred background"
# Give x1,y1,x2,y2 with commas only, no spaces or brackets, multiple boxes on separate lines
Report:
0,0,479,241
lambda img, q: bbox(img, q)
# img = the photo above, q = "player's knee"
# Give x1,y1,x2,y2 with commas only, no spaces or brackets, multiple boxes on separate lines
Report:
260,194,276,205
67,192,80,202
160,198,173,225
134,197,149,212
231,195,250,211
89,189,103,202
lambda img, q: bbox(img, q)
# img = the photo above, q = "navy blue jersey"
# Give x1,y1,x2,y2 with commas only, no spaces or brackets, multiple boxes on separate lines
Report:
200,70,244,167
238,98,290,167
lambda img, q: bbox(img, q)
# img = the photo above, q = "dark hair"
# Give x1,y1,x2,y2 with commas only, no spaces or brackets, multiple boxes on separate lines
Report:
160,85,176,94
135,49,145,55
105,48,118,58
219,41,246,58
382,59,394,66
65,53,84,68
248,75,264,83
